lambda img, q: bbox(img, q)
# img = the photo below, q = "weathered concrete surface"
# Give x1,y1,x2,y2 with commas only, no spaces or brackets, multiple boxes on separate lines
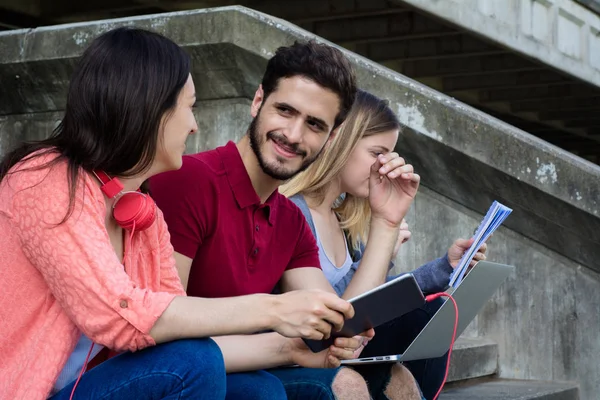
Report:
0,43,262,115
394,186,598,399
0,6,599,399
447,337,498,383
395,0,600,89
440,379,579,400
0,111,61,154
0,99,252,158
185,98,252,153
0,7,597,275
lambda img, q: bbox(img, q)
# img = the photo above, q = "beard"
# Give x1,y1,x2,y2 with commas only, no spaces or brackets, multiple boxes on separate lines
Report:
248,108,326,181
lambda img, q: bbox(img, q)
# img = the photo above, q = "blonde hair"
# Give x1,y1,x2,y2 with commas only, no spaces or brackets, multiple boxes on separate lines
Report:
281,90,400,251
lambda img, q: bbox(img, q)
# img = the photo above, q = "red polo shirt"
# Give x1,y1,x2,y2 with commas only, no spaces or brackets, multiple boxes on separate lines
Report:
149,141,321,298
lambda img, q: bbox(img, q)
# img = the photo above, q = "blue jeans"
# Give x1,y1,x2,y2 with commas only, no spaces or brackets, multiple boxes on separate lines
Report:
50,339,286,400
268,367,341,400
50,339,225,400
226,370,287,400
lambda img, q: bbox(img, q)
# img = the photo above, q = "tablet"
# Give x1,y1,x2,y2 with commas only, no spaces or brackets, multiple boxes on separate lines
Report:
302,273,425,353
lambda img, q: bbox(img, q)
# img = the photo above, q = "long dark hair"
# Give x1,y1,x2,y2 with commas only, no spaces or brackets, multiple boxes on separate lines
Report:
0,27,190,221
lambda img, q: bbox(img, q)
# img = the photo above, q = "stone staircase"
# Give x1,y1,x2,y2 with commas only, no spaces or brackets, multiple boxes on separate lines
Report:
442,337,579,399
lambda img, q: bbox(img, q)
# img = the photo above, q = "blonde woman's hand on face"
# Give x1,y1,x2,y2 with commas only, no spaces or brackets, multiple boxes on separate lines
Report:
368,153,420,228
289,328,375,368
447,238,488,268
392,219,411,259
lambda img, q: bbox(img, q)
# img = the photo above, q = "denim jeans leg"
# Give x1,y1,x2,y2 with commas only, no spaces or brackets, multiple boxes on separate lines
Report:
267,366,341,400
225,370,288,400
49,338,227,400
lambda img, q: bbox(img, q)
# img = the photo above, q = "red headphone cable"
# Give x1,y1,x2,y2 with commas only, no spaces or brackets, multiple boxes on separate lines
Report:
68,342,94,400
424,292,459,400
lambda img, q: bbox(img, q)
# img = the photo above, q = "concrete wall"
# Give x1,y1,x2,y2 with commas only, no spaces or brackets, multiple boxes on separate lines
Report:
396,0,600,88
1,7,599,399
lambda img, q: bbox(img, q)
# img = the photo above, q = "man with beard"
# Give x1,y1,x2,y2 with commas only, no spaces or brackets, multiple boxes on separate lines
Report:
150,40,420,399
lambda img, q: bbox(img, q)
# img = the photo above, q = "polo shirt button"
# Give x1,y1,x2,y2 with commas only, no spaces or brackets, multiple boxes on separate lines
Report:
255,225,260,231
119,300,128,309
253,248,259,255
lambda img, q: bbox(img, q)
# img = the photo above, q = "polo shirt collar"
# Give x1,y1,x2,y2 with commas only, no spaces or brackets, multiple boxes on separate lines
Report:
218,141,279,225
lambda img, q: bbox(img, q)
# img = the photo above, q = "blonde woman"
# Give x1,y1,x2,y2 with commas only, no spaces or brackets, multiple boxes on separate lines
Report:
281,90,487,400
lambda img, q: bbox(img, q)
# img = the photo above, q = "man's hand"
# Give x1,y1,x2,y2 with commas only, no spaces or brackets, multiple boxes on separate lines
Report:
289,329,376,368
268,290,354,340
368,153,420,228
447,238,488,268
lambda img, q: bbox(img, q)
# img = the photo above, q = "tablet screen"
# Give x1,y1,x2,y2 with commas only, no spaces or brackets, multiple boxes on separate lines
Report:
303,274,425,353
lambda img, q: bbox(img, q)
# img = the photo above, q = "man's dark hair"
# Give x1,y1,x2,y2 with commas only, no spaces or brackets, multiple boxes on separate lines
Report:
261,40,357,130
0,26,190,222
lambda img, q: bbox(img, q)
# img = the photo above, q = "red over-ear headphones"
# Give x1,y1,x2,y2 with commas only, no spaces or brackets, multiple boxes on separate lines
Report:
93,170,156,231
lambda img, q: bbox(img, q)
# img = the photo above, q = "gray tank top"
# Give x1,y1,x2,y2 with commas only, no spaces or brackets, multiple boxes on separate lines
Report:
314,226,353,286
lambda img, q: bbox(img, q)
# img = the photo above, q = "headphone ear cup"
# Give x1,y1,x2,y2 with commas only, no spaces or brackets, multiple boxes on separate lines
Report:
135,195,157,231
113,192,156,231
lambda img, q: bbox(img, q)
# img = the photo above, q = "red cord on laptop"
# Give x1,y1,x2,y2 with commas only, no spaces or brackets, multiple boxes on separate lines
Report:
425,292,459,400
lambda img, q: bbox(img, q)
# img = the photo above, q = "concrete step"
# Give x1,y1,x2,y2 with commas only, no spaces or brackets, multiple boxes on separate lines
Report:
439,379,579,400
447,337,498,382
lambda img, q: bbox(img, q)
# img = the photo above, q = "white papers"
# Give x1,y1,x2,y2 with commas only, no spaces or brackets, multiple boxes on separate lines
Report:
448,201,513,288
